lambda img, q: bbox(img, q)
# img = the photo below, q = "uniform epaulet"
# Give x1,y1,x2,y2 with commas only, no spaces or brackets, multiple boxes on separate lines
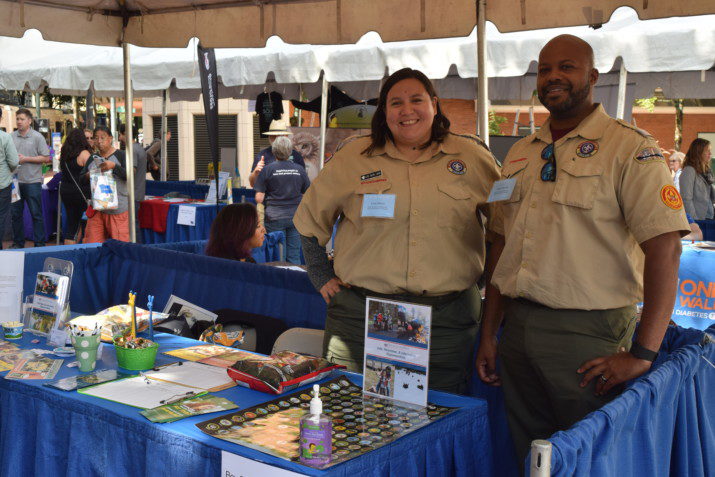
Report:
449,132,490,152
334,134,371,153
616,119,651,138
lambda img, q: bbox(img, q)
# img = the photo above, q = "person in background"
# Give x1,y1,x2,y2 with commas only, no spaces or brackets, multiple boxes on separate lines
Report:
477,34,689,463
205,203,266,263
668,151,685,192
59,128,92,244
146,129,170,181
254,135,310,264
10,108,51,248
249,120,305,187
82,126,130,243
679,138,714,220
294,67,500,393
84,129,96,152
0,108,20,249
119,123,146,242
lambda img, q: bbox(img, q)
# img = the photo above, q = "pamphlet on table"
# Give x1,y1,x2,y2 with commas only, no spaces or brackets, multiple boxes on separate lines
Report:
0,251,23,325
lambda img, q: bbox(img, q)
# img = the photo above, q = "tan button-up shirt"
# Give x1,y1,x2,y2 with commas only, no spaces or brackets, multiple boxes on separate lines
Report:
294,133,500,296
491,105,690,310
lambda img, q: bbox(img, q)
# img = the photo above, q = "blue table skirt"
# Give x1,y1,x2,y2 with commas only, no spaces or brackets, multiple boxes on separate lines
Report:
145,180,256,203
141,203,226,245
0,333,494,477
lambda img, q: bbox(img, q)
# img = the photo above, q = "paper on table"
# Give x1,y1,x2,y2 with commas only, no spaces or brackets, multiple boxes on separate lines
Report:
145,361,235,392
176,205,197,226
275,266,307,272
79,376,200,409
162,198,187,203
0,251,24,324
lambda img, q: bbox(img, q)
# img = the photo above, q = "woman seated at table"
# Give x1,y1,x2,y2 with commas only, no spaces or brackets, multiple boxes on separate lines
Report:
205,203,266,263
59,128,92,244
254,135,310,265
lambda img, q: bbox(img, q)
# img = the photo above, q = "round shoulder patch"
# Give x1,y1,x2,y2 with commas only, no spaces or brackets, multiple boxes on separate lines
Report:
576,141,598,158
660,185,683,210
447,159,466,175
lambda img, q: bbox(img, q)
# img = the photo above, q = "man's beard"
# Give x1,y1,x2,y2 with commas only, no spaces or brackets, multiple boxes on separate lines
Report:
538,81,591,116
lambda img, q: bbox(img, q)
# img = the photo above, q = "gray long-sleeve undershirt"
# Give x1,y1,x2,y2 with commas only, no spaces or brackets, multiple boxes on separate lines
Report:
299,234,336,292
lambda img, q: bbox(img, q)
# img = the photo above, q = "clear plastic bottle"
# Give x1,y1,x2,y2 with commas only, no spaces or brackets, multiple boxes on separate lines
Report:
299,384,332,467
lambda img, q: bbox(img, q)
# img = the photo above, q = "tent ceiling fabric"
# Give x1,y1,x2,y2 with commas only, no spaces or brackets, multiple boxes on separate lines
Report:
1,9,712,99
0,0,712,47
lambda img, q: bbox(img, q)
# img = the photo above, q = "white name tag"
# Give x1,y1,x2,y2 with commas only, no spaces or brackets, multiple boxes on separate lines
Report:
361,194,396,218
487,178,517,203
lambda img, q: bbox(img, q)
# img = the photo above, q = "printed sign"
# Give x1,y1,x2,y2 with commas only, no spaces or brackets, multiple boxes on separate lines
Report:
363,297,431,407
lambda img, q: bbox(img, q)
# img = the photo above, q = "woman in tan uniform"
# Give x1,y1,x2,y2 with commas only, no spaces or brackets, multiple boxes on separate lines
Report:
294,68,500,393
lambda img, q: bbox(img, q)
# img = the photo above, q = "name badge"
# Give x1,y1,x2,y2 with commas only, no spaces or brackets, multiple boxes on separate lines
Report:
361,194,396,218
487,178,517,203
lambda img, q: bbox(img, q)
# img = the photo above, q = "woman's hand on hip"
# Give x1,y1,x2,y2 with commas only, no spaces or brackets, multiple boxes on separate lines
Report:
320,277,351,304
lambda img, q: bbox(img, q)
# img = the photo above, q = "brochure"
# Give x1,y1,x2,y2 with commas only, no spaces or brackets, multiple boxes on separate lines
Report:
140,394,239,423
163,295,217,328
362,297,432,407
6,357,63,380
44,369,130,391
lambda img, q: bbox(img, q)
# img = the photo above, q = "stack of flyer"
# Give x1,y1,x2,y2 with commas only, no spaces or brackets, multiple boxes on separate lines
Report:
28,272,69,335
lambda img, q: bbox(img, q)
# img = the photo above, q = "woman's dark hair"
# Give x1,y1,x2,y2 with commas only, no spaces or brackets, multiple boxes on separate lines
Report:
205,203,259,261
59,128,91,164
683,138,711,174
363,68,450,155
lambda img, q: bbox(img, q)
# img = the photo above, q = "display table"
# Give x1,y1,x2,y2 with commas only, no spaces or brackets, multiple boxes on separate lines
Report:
139,198,225,244
145,180,256,203
0,333,495,476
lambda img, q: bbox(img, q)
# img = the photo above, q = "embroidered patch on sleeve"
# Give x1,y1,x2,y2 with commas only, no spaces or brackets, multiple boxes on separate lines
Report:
634,147,664,163
660,185,683,210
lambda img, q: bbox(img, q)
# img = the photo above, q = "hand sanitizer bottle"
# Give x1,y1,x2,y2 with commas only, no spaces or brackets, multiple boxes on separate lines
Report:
299,384,332,467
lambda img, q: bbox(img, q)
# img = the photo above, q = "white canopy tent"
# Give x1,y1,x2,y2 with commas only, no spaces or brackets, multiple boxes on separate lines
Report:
2,8,713,101
2,0,712,244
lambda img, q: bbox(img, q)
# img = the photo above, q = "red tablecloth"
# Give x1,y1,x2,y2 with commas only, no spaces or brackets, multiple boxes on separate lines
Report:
138,198,194,233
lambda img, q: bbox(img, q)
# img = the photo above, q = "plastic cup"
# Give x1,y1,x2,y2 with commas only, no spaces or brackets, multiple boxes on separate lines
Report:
2,321,24,340
71,333,102,372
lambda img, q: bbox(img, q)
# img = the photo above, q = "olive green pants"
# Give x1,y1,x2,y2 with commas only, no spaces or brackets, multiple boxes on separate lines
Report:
323,286,482,394
499,298,637,464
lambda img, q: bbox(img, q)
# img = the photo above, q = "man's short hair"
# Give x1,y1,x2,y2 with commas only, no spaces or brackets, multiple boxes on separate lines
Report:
16,108,33,119
271,135,293,160
93,125,112,137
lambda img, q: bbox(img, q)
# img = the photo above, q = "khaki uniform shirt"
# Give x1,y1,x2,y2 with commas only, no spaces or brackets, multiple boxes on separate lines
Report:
491,105,690,310
294,133,500,296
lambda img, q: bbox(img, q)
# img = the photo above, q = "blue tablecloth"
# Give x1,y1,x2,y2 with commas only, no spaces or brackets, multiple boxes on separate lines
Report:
145,180,255,203
0,333,494,477
21,185,58,243
141,203,225,244
539,324,715,477
147,233,285,264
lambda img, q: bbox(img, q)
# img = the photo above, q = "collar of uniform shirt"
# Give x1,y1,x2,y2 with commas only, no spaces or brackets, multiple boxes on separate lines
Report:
532,103,609,144
373,135,459,163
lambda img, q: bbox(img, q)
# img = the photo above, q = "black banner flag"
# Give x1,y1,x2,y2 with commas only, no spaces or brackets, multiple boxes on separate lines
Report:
197,44,220,208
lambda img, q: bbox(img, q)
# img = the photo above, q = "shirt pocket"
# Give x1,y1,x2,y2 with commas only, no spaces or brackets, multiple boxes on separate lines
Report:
551,158,605,210
353,180,393,225
436,182,475,229
500,161,528,204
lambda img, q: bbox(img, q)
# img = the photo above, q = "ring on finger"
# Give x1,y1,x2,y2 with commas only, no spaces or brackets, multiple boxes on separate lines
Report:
599,375,609,383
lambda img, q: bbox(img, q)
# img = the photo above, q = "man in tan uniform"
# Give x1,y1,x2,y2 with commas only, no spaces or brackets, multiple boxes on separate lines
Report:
476,34,690,462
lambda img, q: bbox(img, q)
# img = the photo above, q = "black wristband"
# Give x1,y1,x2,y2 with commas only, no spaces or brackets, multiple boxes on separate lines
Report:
629,341,658,362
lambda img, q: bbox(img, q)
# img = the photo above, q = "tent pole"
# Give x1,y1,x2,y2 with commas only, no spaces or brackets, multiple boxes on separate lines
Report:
56,188,62,245
34,92,41,119
161,89,168,181
530,440,552,476
476,0,489,146
110,97,117,139
616,61,627,120
123,41,136,244
72,97,79,127
318,74,328,169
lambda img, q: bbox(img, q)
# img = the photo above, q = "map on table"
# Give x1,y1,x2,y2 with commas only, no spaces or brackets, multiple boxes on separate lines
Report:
196,376,455,468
